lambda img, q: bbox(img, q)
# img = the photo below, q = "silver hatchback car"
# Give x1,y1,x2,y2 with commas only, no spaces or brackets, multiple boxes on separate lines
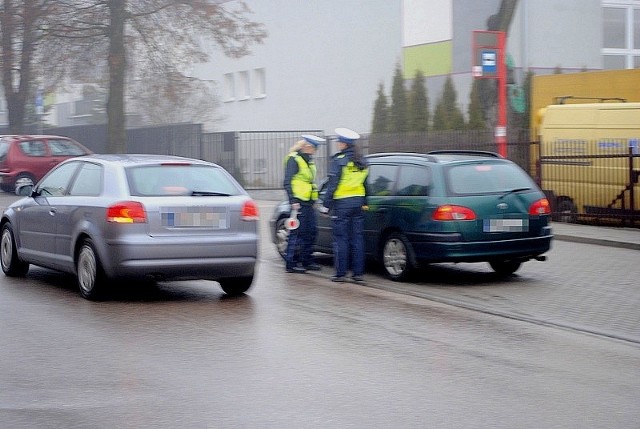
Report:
0,154,260,299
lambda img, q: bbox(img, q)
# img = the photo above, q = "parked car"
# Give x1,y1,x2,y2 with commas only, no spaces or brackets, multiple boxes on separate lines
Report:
0,154,260,299
0,134,92,193
271,150,553,280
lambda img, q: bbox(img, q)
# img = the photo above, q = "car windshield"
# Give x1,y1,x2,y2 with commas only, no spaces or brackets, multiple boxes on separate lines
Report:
126,164,243,197
446,162,537,195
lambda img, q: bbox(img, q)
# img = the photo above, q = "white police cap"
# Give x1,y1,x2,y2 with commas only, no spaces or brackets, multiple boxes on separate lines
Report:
335,127,360,144
301,134,326,147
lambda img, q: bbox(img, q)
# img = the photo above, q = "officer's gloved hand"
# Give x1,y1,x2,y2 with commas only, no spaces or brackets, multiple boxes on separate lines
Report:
318,206,329,214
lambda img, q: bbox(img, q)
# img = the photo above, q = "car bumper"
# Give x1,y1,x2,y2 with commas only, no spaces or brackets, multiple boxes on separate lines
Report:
100,235,258,280
113,256,257,280
408,228,553,263
0,173,16,185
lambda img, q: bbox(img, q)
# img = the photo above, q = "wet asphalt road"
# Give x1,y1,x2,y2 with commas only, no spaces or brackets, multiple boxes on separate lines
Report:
0,196,639,428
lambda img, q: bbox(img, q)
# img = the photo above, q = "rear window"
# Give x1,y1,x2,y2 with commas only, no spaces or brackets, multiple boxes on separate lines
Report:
446,162,537,195
126,164,243,197
49,139,88,156
0,141,10,161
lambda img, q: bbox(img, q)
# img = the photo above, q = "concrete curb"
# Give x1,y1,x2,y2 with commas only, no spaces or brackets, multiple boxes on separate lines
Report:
553,234,640,251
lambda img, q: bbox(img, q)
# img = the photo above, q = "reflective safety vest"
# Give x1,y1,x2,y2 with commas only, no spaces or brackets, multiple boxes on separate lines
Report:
285,152,318,201
334,160,368,199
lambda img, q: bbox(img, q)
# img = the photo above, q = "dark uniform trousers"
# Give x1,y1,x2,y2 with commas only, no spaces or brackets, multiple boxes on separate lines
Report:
331,204,365,278
285,204,317,269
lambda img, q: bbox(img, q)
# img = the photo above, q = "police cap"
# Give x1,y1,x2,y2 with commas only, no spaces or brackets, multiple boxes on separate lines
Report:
335,128,360,145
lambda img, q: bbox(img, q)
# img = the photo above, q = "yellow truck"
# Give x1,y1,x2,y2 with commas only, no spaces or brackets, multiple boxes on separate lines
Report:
534,102,640,223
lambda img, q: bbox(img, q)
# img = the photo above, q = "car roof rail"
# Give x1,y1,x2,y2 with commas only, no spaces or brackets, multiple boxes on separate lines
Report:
427,150,503,158
367,152,439,162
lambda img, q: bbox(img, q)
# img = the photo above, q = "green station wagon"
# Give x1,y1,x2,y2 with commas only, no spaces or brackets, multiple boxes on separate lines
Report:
270,150,553,280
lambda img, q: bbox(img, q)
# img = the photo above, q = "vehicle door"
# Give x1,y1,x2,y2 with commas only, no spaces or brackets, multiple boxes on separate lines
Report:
364,163,399,257
55,161,104,270
315,180,334,253
393,163,434,233
16,139,55,182
17,162,82,269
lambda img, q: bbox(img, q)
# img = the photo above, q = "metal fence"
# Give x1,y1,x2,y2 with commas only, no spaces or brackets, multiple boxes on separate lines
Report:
214,129,530,191
201,130,329,189
365,129,531,172
3,123,205,157
1,124,327,190
8,123,638,226
536,140,639,227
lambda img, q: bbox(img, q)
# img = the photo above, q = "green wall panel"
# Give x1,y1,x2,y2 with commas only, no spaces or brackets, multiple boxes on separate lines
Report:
403,41,452,78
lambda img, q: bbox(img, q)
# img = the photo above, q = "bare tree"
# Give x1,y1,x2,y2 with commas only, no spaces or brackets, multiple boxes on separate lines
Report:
0,1,58,133
0,1,105,133
40,0,267,152
128,73,222,127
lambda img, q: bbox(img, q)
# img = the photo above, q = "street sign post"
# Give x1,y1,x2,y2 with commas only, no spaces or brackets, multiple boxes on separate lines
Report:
35,90,43,115
472,30,507,158
35,88,44,134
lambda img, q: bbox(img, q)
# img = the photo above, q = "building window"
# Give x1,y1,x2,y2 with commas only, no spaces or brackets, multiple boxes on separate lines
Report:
602,2,640,69
603,7,626,48
603,54,627,69
238,71,250,100
635,8,640,48
254,68,266,98
224,73,235,102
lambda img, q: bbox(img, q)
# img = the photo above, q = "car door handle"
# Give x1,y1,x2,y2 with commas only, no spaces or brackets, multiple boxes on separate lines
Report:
49,208,57,216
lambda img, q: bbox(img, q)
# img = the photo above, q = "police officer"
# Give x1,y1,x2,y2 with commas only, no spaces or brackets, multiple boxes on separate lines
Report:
320,128,369,283
283,134,325,273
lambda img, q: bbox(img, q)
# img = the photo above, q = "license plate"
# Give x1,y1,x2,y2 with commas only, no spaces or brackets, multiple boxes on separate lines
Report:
162,207,228,228
483,218,529,232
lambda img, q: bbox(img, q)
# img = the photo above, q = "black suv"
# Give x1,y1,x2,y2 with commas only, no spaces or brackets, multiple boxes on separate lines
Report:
270,151,553,280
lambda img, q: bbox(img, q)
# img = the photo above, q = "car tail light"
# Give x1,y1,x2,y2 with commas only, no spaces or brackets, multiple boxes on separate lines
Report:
433,205,477,221
241,199,259,221
529,198,551,215
107,201,147,223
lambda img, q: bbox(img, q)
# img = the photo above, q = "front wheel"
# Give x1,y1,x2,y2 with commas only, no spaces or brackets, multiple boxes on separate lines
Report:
274,217,288,260
14,173,35,192
489,259,522,276
76,238,106,300
219,275,254,296
381,232,414,281
1,223,29,277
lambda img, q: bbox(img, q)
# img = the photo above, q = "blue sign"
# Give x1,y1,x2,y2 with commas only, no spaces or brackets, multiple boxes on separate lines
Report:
481,50,497,73
35,88,43,115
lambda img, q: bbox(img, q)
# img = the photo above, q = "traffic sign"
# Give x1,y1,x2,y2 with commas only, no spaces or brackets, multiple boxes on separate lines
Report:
35,88,43,115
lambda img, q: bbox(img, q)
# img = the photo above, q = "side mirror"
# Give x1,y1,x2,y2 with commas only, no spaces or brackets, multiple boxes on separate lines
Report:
15,184,33,196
